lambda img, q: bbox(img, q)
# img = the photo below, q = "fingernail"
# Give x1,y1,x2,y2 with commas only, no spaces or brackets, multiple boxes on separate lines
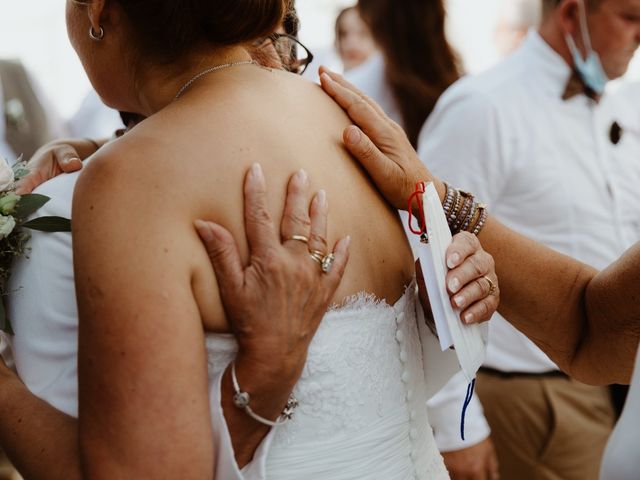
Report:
317,189,327,207
454,295,466,308
66,157,80,164
250,163,264,182
296,168,308,184
194,220,214,241
320,72,333,84
447,252,460,269
448,277,461,293
346,127,361,145
464,312,474,324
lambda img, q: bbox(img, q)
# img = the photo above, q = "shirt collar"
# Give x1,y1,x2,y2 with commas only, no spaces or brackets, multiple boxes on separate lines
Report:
519,29,596,101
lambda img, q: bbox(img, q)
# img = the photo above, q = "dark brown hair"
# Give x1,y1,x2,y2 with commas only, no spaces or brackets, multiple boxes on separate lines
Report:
283,0,300,37
77,0,286,63
358,0,461,147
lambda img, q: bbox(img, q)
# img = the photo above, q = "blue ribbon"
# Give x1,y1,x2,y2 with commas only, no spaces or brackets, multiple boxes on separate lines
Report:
460,378,476,441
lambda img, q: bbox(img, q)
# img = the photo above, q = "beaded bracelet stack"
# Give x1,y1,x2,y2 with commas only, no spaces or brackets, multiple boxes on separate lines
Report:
441,183,488,236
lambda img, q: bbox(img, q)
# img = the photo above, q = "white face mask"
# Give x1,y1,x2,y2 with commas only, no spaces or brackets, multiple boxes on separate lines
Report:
564,0,608,95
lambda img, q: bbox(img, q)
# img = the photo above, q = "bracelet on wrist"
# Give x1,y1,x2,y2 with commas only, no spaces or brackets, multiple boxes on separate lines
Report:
230,361,299,427
441,183,489,237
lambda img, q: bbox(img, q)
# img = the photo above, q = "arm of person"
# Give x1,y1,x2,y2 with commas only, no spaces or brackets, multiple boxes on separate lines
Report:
15,138,108,194
319,68,638,385
0,366,81,480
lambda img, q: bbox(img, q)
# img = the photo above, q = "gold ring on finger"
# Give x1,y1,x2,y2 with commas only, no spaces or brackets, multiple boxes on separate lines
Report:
283,235,309,244
484,276,497,296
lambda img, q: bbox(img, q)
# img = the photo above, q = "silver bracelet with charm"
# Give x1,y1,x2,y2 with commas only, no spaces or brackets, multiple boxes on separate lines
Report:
231,361,299,427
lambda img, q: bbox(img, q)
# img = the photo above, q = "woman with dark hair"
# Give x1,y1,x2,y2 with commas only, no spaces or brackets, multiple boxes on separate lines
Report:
0,0,499,479
355,0,461,147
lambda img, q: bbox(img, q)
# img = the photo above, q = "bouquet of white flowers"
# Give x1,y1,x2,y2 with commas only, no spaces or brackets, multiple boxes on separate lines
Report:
0,157,71,333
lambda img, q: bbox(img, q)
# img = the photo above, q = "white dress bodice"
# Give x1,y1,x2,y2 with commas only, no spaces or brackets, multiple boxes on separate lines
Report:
206,288,449,479
6,170,449,479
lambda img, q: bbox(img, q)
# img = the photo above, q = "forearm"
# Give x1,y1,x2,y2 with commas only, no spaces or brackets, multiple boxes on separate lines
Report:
0,372,80,480
476,217,624,383
221,353,300,469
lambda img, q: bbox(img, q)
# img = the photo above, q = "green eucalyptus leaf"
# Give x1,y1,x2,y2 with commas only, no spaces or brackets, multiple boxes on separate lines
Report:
22,216,71,233
14,194,51,220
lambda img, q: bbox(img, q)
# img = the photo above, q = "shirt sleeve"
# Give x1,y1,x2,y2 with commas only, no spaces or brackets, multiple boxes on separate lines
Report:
427,371,490,452
209,364,277,480
417,88,509,205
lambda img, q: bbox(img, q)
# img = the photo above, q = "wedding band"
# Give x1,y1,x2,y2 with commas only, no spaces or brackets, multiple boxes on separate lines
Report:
284,235,309,244
484,276,497,296
309,250,324,265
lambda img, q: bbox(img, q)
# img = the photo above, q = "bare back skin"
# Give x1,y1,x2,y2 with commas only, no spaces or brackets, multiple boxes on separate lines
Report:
89,66,414,332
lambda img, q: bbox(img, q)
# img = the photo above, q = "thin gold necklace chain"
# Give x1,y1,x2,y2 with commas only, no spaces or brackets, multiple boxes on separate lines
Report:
174,60,256,100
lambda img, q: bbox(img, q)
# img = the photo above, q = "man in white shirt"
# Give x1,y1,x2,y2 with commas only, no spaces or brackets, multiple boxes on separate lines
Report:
418,0,640,478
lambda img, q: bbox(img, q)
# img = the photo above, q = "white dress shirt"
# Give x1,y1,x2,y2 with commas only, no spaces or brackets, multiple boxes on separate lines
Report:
347,54,491,452
418,30,640,373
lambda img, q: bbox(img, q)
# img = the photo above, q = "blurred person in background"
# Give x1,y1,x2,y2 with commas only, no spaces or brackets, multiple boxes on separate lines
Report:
334,6,377,72
494,0,542,57
419,0,640,478
0,59,67,162
346,2,500,479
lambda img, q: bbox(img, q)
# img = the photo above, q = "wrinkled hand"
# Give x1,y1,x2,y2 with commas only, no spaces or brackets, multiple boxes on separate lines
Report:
445,232,500,325
196,164,350,378
319,67,444,210
442,437,500,480
15,139,100,194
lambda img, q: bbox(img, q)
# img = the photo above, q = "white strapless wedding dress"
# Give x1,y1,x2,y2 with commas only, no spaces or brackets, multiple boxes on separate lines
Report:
6,170,449,479
206,287,449,479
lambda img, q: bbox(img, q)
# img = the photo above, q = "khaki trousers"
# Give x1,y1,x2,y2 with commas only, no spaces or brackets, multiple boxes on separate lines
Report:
476,371,614,480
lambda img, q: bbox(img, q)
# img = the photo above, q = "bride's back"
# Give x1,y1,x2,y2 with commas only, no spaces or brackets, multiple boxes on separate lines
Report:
103,66,415,332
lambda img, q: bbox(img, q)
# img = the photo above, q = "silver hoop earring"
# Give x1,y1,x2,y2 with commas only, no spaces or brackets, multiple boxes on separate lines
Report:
89,26,105,41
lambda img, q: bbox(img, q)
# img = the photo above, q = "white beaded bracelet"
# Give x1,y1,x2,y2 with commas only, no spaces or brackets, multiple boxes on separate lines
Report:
231,362,299,427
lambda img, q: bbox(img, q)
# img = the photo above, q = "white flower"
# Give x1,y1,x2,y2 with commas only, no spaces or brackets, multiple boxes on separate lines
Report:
0,160,15,192
0,215,16,239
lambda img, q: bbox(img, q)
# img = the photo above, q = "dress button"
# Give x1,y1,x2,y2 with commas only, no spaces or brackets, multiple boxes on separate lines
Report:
395,330,405,342
410,428,418,440
406,390,414,401
399,349,408,363
410,410,417,421
401,371,411,383
410,450,418,460
396,312,405,324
